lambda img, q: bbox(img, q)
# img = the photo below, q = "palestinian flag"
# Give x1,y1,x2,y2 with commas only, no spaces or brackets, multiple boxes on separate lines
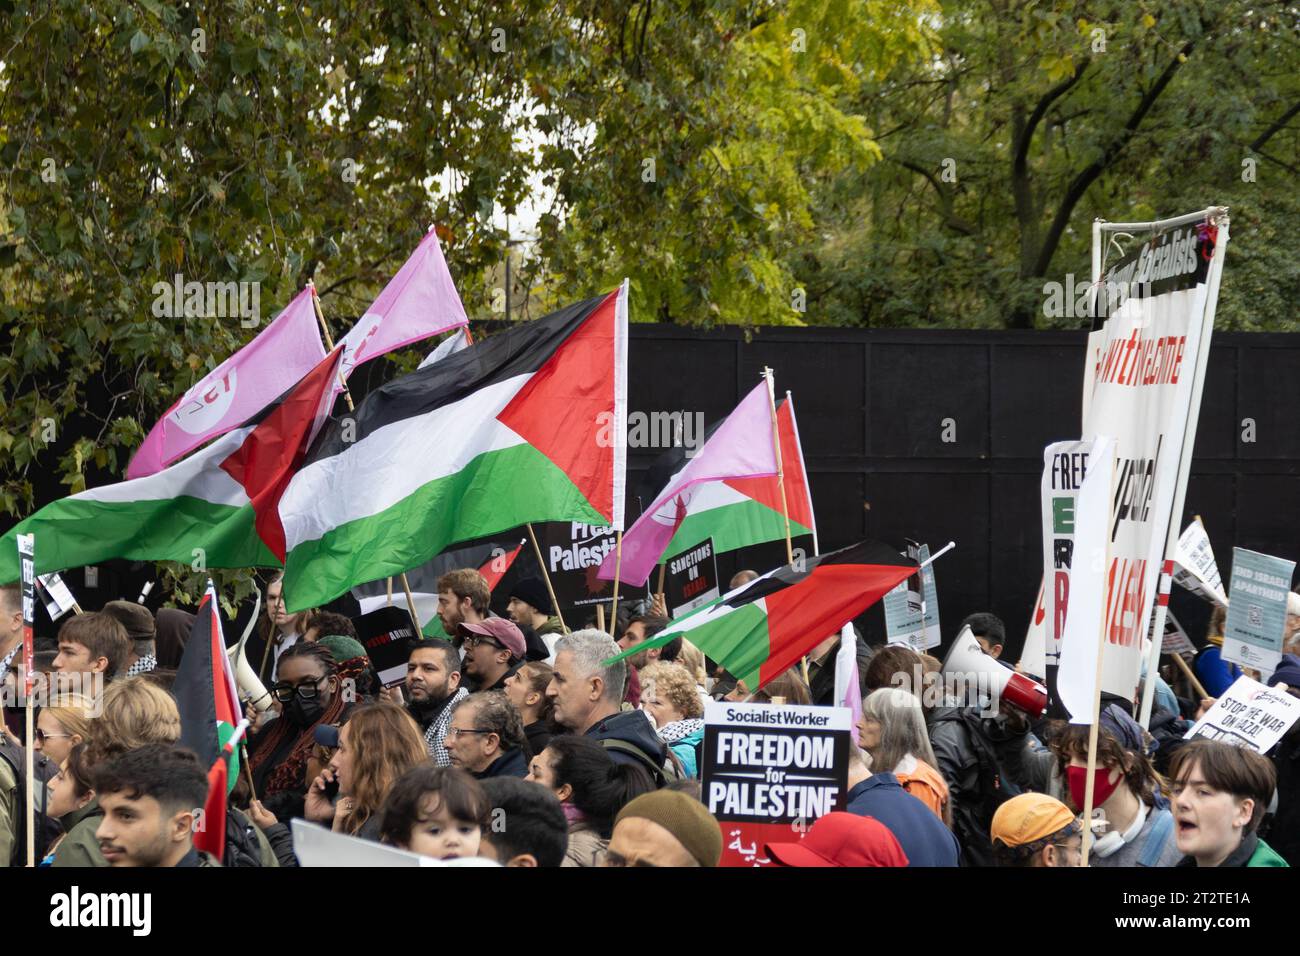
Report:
598,380,778,587
174,582,248,862
664,393,816,558
608,541,916,690
0,347,345,582
280,284,628,611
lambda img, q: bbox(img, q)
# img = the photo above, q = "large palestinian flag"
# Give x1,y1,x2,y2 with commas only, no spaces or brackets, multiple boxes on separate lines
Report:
664,393,816,558
174,582,248,862
0,348,344,583
608,541,916,690
279,283,628,611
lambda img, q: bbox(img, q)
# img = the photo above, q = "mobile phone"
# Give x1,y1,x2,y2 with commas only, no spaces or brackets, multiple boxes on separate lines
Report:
323,777,340,802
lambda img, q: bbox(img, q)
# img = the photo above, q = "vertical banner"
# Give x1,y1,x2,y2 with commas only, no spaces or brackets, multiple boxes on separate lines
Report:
917,543,942,650
1054,437,1117,722
1042,441,1098,665
1221,548,1294,674
701,700,851,867
1081,214,1228,697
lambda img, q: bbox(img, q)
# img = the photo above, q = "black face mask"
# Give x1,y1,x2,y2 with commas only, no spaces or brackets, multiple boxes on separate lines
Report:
285,694,326,729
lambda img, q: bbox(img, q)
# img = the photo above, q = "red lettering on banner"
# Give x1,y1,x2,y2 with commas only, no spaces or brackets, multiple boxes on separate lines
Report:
1104,557,1146,647
1053,571,1069,641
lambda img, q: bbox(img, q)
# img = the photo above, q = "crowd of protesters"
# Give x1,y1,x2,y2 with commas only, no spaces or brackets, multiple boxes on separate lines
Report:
0,567,1296,868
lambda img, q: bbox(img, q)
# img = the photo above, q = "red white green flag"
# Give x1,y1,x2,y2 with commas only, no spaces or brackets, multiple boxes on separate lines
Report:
607,540,916,691
174,581,248,862
279,283,628,611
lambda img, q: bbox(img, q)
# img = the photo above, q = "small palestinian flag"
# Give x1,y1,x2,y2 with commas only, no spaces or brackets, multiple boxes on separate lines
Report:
174,582,248,862
279,283,628,611
608,541,917,691
663,393,816,558
0,347,345,583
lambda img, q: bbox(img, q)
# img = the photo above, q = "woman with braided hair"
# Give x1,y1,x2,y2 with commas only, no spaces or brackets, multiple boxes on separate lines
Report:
248,641,350,820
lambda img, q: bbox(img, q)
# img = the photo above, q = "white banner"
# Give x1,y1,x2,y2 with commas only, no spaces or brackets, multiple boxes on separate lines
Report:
1055,437,1116,722
1081,215,1228,697
1042,441,1100,664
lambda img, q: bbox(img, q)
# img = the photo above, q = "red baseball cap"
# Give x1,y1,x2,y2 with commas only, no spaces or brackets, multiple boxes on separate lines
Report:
458,618,526,662
765,813,909,867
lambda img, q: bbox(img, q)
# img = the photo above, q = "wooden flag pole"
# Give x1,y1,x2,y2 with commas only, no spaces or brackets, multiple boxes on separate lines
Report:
763,368,803,681
399,573,422,635
763,368,794,565
240,742,258,801
655,560,667,607
385,577,394,606
608,530,623,638
1170,651,1209,702
17,534,36,867
526,523,568,634
307,279,355,412
596,603,606,634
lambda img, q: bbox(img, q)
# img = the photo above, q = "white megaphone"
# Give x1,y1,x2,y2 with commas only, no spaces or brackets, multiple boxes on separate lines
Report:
228,589,274,714
941,625,1048,717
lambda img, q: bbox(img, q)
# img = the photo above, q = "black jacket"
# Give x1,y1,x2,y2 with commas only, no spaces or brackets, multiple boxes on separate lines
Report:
928,707,1030,868
586,710,673,783
524,721,552,760
475,747,529,779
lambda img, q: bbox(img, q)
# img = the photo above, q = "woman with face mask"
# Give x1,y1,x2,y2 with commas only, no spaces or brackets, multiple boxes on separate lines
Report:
1047,705,1181,867
247,642,349,821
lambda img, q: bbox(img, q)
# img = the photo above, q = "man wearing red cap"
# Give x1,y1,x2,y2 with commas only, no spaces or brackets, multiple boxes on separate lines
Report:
766,813,909,867
459,618,526,693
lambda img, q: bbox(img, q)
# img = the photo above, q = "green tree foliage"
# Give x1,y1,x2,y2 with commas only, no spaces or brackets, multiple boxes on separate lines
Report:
796,0,1300,329
0,1,1295,604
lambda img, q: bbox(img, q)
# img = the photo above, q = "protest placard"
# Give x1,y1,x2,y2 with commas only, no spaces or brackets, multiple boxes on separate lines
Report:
35,572,78,622
885,541,935,650
1184,674,1300,753
1173,517,1228,606
700,699,851,867
352,605,419,688
1222,547,1294,673
664,536,720,618
291,819,497,867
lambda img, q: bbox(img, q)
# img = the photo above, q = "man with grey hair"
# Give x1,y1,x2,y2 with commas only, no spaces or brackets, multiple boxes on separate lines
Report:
444,691,529,779
547,628,676,785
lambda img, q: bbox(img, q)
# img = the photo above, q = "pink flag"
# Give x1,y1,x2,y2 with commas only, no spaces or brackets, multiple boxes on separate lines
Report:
127,287,327,480
597,381,778,586
336,228,469,383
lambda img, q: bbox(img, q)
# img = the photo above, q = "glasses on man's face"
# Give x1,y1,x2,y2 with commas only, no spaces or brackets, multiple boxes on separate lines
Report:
36,729,72,745
446,727,492,740
271,678,326,702
461,635,501,651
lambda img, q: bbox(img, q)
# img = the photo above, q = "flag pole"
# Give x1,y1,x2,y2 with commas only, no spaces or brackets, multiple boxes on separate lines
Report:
307,279,356,413
763,369,794,564
16,534,35,867
526,523,567,634
385,577,394,606
655,561,667,608
608,530,623,638
596,603,605,633
763,369,801,680
399,573,422,636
